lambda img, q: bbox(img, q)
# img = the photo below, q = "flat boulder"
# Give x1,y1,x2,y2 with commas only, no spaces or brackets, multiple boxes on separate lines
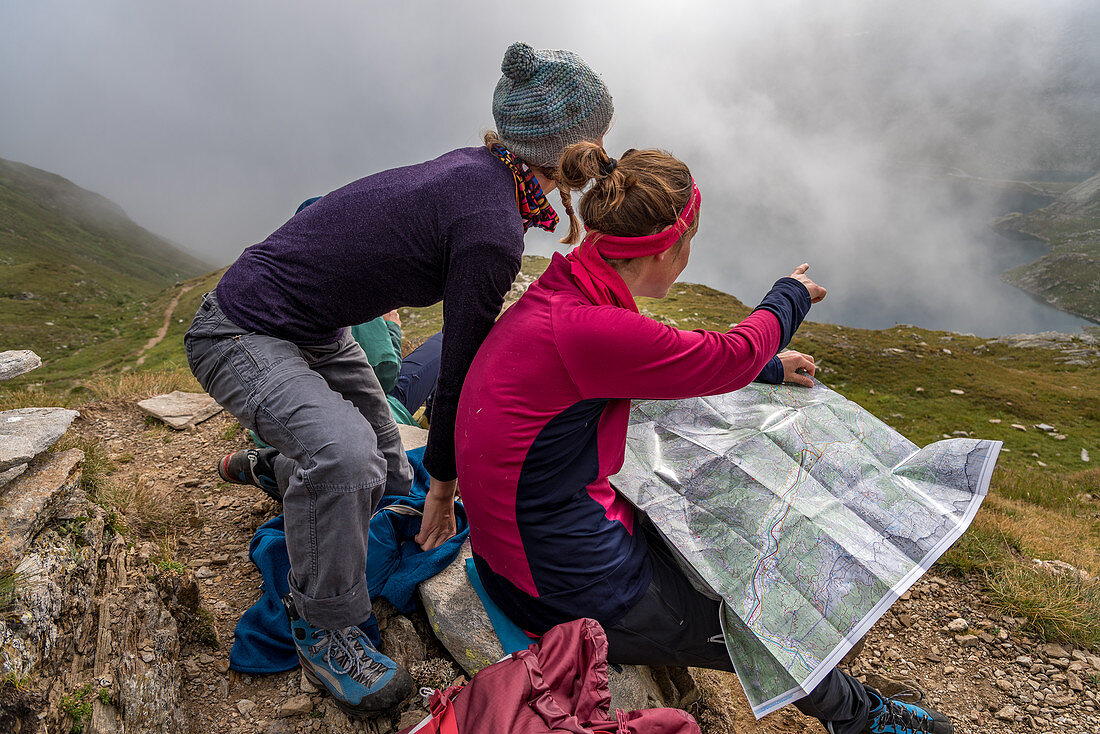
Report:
398,423,429,450
419,541,684,711
0,350,41,381
137,391,222,430
0,407,79,472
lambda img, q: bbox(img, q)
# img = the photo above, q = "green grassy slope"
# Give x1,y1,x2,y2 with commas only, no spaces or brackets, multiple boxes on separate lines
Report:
0,158,211,383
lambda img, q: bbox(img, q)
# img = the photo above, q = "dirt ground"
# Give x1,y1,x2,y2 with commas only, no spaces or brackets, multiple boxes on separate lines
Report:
71,403,1100,734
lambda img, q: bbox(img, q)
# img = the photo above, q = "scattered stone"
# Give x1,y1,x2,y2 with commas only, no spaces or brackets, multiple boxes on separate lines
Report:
237,699,257,717
276,694,313,717
0,407,80,471
211,554,230,566
955,635,979,648
137,391,222,430
1083,449,1091,463
1040,642,1071,659
0,350,41,381
950,430,970,437
994,705,1017,721
988,419,1001,424
299,669,319,694
946,618,969,632
914,387,924,392
214,659,230,674
949,389,965,395
1034,423,1056,432
1011,424,1027,431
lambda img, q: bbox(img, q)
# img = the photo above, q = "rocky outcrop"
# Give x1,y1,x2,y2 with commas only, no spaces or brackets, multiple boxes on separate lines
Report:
0,477,188,733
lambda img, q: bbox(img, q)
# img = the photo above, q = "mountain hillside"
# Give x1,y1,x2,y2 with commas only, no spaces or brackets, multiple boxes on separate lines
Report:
1,255,1097,733
0,158,211,383
996,171,1100,323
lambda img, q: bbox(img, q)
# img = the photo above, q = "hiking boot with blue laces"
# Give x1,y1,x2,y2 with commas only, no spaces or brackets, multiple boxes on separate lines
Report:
217,448,282,501
283,595,413,717
861,687,952,734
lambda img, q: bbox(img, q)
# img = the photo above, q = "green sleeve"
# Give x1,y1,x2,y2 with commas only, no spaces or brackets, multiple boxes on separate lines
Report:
385,319,403,357
350,318,401,394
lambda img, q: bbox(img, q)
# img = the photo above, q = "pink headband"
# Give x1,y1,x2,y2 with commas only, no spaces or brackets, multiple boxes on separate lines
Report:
584,180,702,258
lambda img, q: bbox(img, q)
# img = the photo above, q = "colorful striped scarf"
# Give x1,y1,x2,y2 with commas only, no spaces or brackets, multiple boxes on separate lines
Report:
489,144,559,233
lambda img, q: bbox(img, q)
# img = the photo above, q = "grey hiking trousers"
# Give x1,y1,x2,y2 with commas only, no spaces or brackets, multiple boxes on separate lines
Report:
185,291,413,629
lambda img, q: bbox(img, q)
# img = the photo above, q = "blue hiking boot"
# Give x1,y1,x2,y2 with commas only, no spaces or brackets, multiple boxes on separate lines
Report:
861,688,952,734
217,448,282,501
283,595,413,717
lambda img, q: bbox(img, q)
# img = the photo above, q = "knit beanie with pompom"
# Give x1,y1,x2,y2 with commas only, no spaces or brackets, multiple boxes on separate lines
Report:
492,42,614,168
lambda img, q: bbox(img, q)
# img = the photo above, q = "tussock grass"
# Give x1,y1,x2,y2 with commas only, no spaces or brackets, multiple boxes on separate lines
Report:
985,564,1100,649
994,466,1100,512
76,366,199,403
57,436,195,539
94,473,195,539
0,386,66,411
0,569,17,618
938,526,1018,575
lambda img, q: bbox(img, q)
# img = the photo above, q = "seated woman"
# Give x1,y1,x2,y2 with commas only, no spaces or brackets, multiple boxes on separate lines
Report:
455,143,952,734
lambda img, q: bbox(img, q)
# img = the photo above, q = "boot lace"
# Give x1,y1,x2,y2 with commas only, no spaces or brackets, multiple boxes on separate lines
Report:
872,695,934,734
311,629,387,689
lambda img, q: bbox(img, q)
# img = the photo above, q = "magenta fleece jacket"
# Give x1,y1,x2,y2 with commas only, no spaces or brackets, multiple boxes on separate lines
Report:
455,247,811,633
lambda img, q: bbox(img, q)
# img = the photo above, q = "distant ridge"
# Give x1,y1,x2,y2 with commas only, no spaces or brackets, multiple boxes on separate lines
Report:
0,158,212,383
0,157,210,286
996,170,1100,324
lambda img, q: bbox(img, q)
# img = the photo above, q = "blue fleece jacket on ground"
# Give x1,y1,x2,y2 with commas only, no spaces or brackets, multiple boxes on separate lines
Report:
229,447,469,674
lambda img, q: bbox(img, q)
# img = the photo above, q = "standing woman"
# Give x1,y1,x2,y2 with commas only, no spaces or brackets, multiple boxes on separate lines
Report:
455,143,953,734
184,42,613,717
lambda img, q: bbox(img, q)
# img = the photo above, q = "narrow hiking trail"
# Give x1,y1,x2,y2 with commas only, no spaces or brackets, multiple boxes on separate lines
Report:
67,401,1100,734
135,283,197,366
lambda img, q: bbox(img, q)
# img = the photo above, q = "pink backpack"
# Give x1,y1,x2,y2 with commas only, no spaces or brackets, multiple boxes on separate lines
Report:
400,618,700,734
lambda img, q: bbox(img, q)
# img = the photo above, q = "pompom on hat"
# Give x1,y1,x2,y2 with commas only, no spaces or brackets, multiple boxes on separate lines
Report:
492,42,614,168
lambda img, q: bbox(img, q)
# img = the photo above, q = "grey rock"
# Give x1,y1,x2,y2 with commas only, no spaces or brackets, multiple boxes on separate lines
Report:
419,541,514,675
0,449,83,568
397,710,430,731
1040,643,1071,659
237,699,257,717
381,614,426,672
0,350,41,381
0,463,28,489
1034,423,1056,432
398,423,429,450
137,391,222,430
0,407,79,471
418,541,686,712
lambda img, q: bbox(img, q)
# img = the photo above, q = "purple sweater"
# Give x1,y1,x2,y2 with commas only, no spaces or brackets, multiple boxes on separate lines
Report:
216,147,524,481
